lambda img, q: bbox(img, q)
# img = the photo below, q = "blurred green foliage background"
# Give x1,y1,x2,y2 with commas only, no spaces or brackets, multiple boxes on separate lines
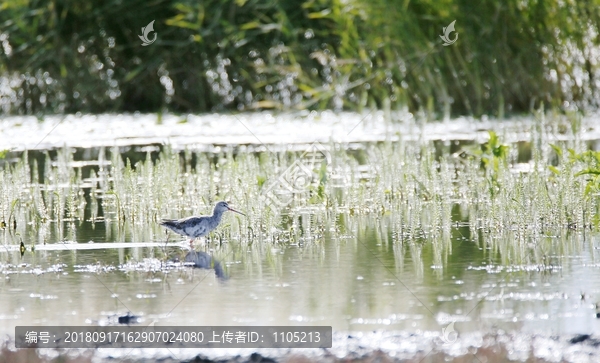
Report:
0,0,598,116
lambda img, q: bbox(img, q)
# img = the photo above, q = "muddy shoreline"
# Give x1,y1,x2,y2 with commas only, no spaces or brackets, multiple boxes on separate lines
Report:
4,330,600,363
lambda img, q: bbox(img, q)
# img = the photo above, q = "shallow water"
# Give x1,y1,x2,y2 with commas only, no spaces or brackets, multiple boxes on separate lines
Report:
2,113,600,361
1,111,599,152
2,216,600,340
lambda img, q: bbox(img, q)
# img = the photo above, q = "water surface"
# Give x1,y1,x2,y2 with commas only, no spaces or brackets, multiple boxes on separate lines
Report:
2,113,600,362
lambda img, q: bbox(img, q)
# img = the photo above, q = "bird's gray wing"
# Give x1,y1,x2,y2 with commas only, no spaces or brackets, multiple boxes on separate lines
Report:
159,216,199,226
180,216,205,228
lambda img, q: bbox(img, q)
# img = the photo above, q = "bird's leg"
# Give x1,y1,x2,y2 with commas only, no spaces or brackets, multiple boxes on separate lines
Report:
162,230,171,256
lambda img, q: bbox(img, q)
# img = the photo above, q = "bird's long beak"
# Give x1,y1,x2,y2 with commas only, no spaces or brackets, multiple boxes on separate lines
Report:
228,207,246,216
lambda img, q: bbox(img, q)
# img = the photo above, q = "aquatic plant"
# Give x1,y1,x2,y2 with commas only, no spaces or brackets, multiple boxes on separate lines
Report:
549,146,600,227
460,131,509,197
0,113,596,253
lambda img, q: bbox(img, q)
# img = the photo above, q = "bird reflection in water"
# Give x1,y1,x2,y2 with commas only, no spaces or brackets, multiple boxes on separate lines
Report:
183,250,227,280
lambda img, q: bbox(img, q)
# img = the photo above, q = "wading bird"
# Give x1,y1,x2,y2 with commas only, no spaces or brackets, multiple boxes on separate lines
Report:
159,201,245,245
